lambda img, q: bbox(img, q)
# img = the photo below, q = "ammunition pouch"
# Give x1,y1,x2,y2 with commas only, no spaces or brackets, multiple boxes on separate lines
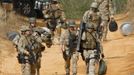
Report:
28,55,36,64
94,50,100,60
17,53,26,64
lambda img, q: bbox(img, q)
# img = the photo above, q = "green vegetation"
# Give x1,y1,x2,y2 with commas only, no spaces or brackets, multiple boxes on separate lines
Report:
60,0,93,19
60,0,127,19
113,0,127,14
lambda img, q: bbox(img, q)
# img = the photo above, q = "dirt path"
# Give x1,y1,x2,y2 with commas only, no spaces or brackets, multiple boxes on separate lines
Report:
0,14,134,75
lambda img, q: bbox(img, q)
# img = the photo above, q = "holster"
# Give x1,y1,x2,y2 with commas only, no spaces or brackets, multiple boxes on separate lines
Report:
17,53,26,64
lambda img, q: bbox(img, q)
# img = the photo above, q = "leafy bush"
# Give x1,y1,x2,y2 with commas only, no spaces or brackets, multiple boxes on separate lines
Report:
113,0,127,13
60,0,93,19
60,0,127,19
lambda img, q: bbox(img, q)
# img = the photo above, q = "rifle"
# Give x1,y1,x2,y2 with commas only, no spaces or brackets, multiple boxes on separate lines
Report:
90,32,103,60
76,21,86,52
24,36,38,64
25,43,37,64
17,41,36,64
17,37,37,64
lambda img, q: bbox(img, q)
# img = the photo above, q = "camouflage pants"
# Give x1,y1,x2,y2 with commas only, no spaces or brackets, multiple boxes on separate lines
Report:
83,49,97,75
21,58,41,75
100,11,110,41
101,20,109,41
63,49,79,75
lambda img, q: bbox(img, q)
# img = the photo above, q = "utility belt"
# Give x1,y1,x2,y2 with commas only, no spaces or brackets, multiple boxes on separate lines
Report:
17,52,40,64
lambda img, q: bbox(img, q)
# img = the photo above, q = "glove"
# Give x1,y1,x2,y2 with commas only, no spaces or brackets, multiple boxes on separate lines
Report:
101,53,105,58
24,50,30,56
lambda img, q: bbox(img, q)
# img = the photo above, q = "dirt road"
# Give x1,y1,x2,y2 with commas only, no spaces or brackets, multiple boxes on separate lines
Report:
0,12,134,75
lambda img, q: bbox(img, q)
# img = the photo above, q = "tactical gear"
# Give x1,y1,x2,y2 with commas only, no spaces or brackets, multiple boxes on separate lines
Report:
90,2,98,8
109,20,118,32
20,26,30,32
17,53,26,64
98,59,107,75
82,31,97,49
25,42,37,64
29,17,36,23
68,31,77,49
120,22,134,36
86,23,95,29
67,20,76,27
76,22,86,52
7,32,20,41
60,28,78,75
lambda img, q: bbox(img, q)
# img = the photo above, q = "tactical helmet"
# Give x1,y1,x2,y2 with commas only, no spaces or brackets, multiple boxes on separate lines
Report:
20,26,30,32
90,2,98,8
29,17,36,23
67,20,76,27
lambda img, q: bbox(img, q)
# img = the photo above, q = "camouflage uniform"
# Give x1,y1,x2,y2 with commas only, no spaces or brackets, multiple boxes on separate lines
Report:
17,26,44,75
43,0,66,29
82,2,101,75
95,0,114,41
43,0,66,42
60,20,78,75
29,17,52,47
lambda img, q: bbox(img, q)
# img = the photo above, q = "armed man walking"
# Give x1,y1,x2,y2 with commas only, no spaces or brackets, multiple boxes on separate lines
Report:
94,0,115,41
43,0,66,43
82,2,103,75
29,17,52,47
29,17,42,43
17,25,45,75
60,20,78,75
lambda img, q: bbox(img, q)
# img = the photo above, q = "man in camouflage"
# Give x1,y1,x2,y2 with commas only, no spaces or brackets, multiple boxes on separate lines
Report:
29,17,52,47
60,20,78,75
17,25,45,75
82,2,103,75
43,0,66,42
94,0,114,41
29,17,41,39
